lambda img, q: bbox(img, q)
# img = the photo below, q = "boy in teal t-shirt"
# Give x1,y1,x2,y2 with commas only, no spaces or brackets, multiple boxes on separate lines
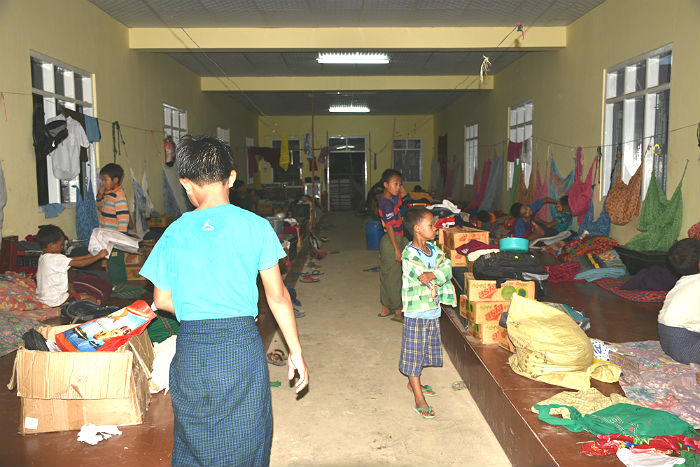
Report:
140,135,308,467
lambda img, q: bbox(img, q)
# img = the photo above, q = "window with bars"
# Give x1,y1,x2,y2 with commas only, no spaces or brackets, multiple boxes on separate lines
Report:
393,138,422,183
216,126,230,144
508,100,533,190
30,53,95,205
163,103,188,144
464,124,478,185
602,45,671,196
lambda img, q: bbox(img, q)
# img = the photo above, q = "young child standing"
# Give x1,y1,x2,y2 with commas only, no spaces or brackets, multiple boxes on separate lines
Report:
96,163,130,232
378,169,409,321
399,208,456,419
36,225,107,307
139,135,308,467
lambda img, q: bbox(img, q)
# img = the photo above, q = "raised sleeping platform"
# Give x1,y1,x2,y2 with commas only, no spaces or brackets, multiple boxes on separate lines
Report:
441,280,663,467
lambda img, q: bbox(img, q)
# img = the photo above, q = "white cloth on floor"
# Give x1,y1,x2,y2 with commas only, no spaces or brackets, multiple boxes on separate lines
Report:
616,448,686,467
426,199,460,214
149,335,177,394
88,228,140,256
77,424,122,445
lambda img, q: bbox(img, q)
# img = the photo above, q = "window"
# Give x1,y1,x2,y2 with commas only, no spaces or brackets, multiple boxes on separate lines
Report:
216,126,230,144
163,104,188,144
271,139,302,184
602,45,671,196
30,53,95,205
393,138,422,183
464,124,478,185
508,100,533,189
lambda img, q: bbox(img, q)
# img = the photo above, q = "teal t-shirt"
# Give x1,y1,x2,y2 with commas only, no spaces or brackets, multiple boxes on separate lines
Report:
139,204,286,321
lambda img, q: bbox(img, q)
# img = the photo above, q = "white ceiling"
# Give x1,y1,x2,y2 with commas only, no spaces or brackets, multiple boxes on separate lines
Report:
88,0,606,115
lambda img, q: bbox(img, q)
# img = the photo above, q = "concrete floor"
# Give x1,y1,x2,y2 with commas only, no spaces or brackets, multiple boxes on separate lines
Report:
267,212,511,467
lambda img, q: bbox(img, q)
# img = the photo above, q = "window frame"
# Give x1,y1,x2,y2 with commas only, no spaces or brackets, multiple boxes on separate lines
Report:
602,44,672,196
30,51,96,206
464,123,478,185
392,137,422,183
507,100,533,190
163,103,188,144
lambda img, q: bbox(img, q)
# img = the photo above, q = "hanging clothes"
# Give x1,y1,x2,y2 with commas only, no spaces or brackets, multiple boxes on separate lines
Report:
468,158,492,210
279,133,290,171
534,161,549,221
607,161,643,225
84,115,101,143
75,180,99,242
515,163,534,205
568,148,599,225
131,169,148,237
141,172,154,218
248,147,279,169
549,155,576,222
247,149,258,179
479,152,503,212
507,141,522,162
46,114,89,181
304,133,312,160
578,199,611,237
509,159,522,207
162,169,182,218
626,165,688,252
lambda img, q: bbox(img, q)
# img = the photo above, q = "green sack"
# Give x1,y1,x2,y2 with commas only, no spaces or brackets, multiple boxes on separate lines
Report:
626,165,687,253
533,403,698,442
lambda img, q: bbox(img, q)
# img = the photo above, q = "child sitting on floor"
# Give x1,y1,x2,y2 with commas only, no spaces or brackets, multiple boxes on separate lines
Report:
657,238,700,364
399,207,456,419
36,225,107,307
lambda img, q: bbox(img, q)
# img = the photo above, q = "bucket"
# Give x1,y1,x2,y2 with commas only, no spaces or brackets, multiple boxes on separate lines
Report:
365,220,384,250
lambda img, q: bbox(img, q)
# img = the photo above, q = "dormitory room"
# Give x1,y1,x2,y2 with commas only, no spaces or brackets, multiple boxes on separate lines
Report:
0,0,698,466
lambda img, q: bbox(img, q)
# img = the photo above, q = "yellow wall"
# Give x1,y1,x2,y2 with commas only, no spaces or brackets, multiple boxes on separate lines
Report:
0,0,257,239
435,0,700,242
257,115,434,192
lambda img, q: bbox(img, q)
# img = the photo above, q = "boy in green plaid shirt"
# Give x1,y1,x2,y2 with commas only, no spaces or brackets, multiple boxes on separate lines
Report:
399,207,456,419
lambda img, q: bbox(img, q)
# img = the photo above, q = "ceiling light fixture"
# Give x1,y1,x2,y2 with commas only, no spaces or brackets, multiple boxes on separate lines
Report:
328,104,370,113
317,52,390,64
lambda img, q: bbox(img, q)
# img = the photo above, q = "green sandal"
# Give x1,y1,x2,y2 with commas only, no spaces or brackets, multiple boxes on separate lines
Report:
413,406,435,419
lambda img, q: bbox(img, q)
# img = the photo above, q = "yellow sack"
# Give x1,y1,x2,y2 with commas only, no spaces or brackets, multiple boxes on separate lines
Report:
507,295,620,390
279,133,290,171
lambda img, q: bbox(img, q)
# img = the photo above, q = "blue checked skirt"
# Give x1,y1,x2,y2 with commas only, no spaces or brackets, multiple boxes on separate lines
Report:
658,323,700,365
170,317,272,467
399,317,443,377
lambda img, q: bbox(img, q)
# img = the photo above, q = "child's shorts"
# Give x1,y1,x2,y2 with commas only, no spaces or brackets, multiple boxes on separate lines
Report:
399,317,443,377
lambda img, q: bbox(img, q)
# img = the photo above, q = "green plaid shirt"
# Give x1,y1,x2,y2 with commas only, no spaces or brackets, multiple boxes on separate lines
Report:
401,241,456,313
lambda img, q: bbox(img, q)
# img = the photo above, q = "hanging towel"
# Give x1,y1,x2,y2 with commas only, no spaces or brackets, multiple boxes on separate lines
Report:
141,171,154,218
549,155,575,221
534,161,549,221
84,115,101,143
578,199,611,237
131,169,148,237
626,166,687,252
279,133,290,171
607,161,643,225
479,152,503,212
509,160,522,207
568,148,598,224
507,141,522,162
467,158,491,210
40,203,65,218
304,133,312,160
75,181,99,242
162,169,182,218
516,163,534,205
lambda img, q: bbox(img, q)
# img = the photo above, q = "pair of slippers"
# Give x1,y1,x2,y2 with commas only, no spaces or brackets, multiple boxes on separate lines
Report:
266,349,288,366
294,307,305,318
377,311,403,322
300,275,320,283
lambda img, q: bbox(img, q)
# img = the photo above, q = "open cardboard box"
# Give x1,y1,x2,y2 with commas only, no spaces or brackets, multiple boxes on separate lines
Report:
8,325,154,434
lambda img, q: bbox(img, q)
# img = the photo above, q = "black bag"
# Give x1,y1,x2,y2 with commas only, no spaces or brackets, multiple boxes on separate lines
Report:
22,328,49,351
33,113,68,158
60,300,121,324
473,251,549,300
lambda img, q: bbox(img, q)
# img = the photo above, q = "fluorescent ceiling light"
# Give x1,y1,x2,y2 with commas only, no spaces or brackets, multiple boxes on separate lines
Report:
317,52,390,64
328,105,370,113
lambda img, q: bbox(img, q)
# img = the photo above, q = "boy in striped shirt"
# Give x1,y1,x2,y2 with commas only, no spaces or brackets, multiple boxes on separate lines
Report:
97,163,130,232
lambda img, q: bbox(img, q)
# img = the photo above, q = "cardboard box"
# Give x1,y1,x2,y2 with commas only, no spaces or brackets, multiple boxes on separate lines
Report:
466,320,501,345
442,227,489,250
497,326,516,353
125,265,147,283
459,296,509,323
124,253,143,266
448,249,466,267
9,325,153,434
464,272,536,302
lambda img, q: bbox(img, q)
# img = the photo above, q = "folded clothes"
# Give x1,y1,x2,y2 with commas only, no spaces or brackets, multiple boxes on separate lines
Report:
88,228,140,255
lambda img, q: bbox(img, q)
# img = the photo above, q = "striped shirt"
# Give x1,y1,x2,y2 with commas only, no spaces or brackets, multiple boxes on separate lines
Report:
97,186,129,232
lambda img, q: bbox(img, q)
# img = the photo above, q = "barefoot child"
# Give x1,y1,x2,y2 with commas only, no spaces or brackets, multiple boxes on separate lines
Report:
140,135,308,466
399,207,456,418
378,169,409,321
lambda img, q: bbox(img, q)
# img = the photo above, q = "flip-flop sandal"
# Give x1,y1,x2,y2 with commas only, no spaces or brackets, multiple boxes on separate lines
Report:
390,316,403,323
452,381,467,391
266,352,285,366
300,276,320,283
377,312,392,318
320,236,329,242
304,270,323,276
407,384,437,397
294,310,306,318
273,349,288,360
413,406,435,419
